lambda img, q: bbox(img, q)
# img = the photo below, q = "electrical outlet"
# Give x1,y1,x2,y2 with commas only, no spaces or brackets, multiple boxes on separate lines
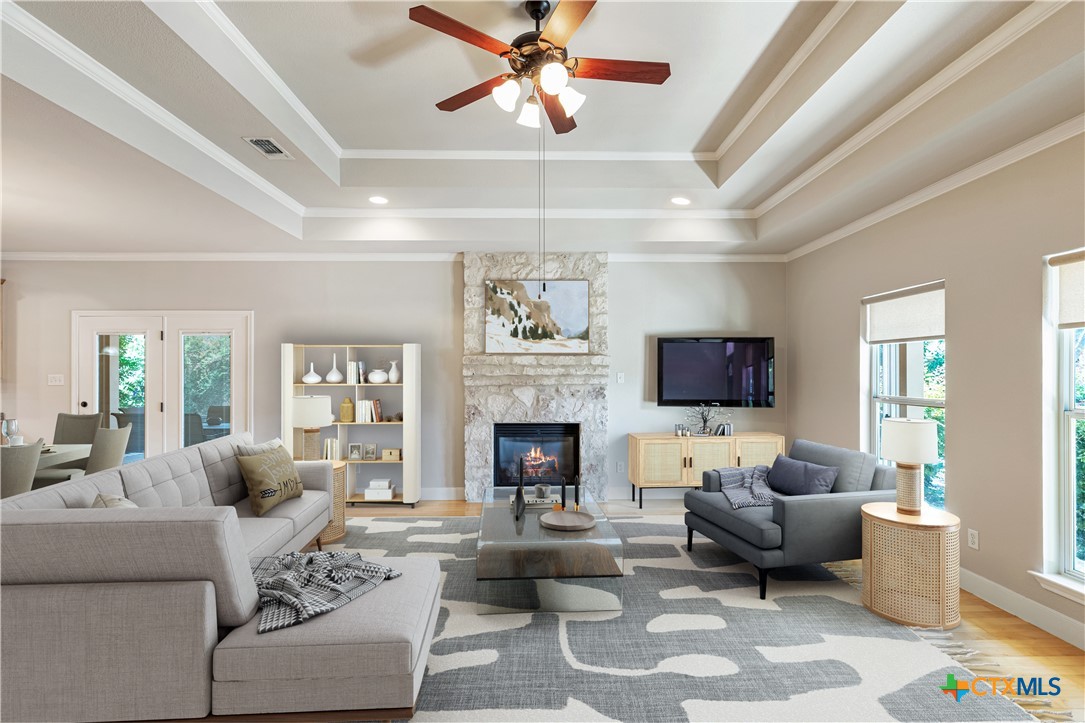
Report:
967,529,979,550
615,461,624,473
47,374,65,386
616,372,625,384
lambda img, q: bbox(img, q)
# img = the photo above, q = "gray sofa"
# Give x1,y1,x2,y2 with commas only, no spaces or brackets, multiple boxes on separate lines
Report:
685,438,896,599
0,433,441,722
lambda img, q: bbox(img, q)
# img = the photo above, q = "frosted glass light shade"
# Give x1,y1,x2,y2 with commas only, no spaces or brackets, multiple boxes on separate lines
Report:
491,78,520,112
881,418,938,463
539,62,569,94
516,96,540,128
557,85,585,116
292,395,332,429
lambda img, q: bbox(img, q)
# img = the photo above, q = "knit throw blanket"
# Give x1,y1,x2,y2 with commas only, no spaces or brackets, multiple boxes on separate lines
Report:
719,464,778,509
249,551,401,633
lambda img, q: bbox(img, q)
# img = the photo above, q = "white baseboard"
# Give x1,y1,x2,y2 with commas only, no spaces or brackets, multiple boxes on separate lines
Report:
420,486,465,501
960,568,1085,649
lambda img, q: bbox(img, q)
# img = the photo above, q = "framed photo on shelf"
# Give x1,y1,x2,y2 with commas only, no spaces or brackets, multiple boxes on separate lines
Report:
362,443,378,461
348,443,363,461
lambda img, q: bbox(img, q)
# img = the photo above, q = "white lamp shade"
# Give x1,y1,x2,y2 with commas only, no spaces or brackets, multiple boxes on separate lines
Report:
539,62,569,95
516,96,540,128
880,418,939,463
491,78,520,112
557,85,585,117
292,395,332,428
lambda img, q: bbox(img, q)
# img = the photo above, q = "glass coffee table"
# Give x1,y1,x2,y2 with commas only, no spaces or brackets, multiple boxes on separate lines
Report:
476,488,624,613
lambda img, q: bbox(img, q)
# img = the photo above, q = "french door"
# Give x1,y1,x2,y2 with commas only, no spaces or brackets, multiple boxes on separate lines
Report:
74,311,252,458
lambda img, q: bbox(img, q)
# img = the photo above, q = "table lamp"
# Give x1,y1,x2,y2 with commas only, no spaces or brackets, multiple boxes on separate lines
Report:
292,395,332,461
880,417,939,515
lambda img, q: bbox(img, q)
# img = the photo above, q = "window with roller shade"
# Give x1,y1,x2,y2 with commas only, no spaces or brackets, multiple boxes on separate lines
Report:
864,281,947,509
1049,250,1084,579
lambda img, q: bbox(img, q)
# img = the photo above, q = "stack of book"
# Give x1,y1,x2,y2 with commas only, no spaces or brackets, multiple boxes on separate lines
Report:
364,478,396,501
322,438,339,461
356,399,383,423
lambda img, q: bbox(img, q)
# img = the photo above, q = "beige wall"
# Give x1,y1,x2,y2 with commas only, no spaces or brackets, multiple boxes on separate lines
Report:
607,261,787,495
786,136,1085,621
0,260,465,494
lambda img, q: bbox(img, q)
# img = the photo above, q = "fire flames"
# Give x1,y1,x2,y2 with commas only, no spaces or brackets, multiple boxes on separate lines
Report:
521,446,559,477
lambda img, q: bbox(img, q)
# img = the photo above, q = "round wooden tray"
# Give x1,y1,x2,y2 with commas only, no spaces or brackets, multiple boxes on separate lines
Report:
539,510,596,531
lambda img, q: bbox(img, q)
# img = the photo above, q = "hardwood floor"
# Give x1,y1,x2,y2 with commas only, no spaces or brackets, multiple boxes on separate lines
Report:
344,497,1084,719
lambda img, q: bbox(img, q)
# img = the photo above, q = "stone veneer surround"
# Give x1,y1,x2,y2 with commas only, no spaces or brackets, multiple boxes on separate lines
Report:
463,252,610,501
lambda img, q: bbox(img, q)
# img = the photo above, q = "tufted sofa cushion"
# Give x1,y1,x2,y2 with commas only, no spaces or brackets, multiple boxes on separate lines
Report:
0,471,125,510
121,447,214,508
201,433,254,507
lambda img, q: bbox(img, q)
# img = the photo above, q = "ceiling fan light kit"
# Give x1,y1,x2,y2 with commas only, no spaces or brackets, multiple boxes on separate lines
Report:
409,0,670,134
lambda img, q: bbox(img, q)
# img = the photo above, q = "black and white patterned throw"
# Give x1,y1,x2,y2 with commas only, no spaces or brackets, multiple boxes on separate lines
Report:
249,551,400,633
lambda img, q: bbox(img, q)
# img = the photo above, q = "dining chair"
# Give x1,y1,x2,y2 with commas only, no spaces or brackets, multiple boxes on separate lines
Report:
53,412,104,444
183,413,205,447
206,405,231,424
111,413,145,455
2,439,45,498
84,424,133,474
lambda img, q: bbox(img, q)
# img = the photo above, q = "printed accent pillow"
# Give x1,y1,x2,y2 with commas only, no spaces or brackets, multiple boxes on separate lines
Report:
767,454,838,496
236,438,283,457
237,445,303,516
91,493,138,509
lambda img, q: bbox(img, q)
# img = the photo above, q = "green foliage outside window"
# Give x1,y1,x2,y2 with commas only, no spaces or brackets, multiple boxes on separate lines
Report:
923,339,946,509
182,335,231,417
117,335,145,409
1072,329,1084,568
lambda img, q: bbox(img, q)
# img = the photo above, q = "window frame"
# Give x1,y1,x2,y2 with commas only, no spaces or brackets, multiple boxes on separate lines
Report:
1057,328,1084,581
869,339,947,507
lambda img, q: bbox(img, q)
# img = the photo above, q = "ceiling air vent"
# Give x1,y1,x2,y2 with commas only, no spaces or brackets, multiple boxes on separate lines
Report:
243,137,293,160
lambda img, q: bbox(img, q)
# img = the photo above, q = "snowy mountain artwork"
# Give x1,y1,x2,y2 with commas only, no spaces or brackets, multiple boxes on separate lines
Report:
484,279,589,354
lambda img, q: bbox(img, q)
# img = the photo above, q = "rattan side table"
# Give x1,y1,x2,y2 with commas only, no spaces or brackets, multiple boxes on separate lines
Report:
861,502,960,629
318,460,347,544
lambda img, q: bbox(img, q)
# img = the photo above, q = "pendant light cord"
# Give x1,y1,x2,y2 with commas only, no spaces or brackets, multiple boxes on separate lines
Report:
537,93,543,298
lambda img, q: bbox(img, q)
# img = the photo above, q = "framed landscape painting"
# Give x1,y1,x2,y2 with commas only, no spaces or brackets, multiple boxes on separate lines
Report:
484,279,589,354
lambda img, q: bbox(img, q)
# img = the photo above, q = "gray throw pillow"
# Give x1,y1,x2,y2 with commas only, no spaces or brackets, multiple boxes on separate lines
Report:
767,454,838,496
91,493,138,509
236,438,283,457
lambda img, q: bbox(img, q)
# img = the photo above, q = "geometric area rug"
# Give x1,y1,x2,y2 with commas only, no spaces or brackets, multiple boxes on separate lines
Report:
335,515,1032,722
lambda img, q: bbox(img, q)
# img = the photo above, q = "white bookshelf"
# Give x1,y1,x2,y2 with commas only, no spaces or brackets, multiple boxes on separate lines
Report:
280,343,421,506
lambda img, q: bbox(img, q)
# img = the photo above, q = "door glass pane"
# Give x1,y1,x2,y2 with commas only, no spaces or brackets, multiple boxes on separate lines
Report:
182,334,231,447
98,333,146,463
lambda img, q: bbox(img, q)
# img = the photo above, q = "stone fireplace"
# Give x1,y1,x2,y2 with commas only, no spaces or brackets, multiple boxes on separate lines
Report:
463,252,609,501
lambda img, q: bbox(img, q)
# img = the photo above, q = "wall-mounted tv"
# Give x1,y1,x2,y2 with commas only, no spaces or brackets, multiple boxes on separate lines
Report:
657,337,775,407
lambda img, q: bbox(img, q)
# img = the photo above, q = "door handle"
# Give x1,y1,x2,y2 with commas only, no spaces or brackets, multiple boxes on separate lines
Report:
80,401,89,408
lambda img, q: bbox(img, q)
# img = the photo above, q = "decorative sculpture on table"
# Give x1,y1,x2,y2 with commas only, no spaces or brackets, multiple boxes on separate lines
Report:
514,455,527,521
685,403,732,435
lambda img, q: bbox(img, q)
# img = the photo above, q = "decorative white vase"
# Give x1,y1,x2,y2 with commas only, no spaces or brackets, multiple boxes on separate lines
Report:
301,363,322,384
367,369,389,384
388,360,401,384
326,354,344,383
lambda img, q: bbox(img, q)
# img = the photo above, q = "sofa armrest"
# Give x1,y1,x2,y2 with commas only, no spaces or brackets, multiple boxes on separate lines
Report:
1,581,217,722
772,489,896,566
702,469,722,493
296,460,332,494
0,506,258,626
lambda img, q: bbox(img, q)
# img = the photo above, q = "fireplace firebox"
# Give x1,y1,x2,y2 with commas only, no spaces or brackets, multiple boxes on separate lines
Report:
493,423,580,487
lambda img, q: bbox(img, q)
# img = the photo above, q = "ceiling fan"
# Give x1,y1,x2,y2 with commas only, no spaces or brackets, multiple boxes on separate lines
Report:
408,0,671,134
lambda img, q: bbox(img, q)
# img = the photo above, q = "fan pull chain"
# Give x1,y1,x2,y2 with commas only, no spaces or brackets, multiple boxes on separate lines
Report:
541,100,547,296
537,92,543,299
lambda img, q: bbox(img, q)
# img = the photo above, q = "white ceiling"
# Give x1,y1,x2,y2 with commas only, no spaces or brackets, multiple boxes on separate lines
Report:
2,0,1082,257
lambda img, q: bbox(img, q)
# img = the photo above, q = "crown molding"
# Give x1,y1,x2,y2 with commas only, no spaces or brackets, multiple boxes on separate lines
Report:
609,253,785,263
712,1,854,161
304,207,757,220
339,149,716,162
0,252,461,263
1,2,306,230
785,114,1085,262
756,0,1070,216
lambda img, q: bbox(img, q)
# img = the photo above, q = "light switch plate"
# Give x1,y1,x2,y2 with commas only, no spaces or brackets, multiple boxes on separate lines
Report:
616,372,625,384
47,374,65,386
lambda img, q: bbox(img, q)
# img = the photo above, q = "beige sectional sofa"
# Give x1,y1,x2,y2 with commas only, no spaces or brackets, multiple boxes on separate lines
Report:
0,433,441,722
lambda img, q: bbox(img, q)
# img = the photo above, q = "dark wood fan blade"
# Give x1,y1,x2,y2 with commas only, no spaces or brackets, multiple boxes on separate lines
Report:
573,57,671,84
539,91,577,134
540,1,596,48
409,6,511,56
436,75,508,112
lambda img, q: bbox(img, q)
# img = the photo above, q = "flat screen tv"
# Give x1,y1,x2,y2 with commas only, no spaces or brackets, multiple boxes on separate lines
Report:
657,337,775,407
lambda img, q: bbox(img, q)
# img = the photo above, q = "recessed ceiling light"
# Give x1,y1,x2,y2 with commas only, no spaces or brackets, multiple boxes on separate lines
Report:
670,196,691,206
369,196,389,205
